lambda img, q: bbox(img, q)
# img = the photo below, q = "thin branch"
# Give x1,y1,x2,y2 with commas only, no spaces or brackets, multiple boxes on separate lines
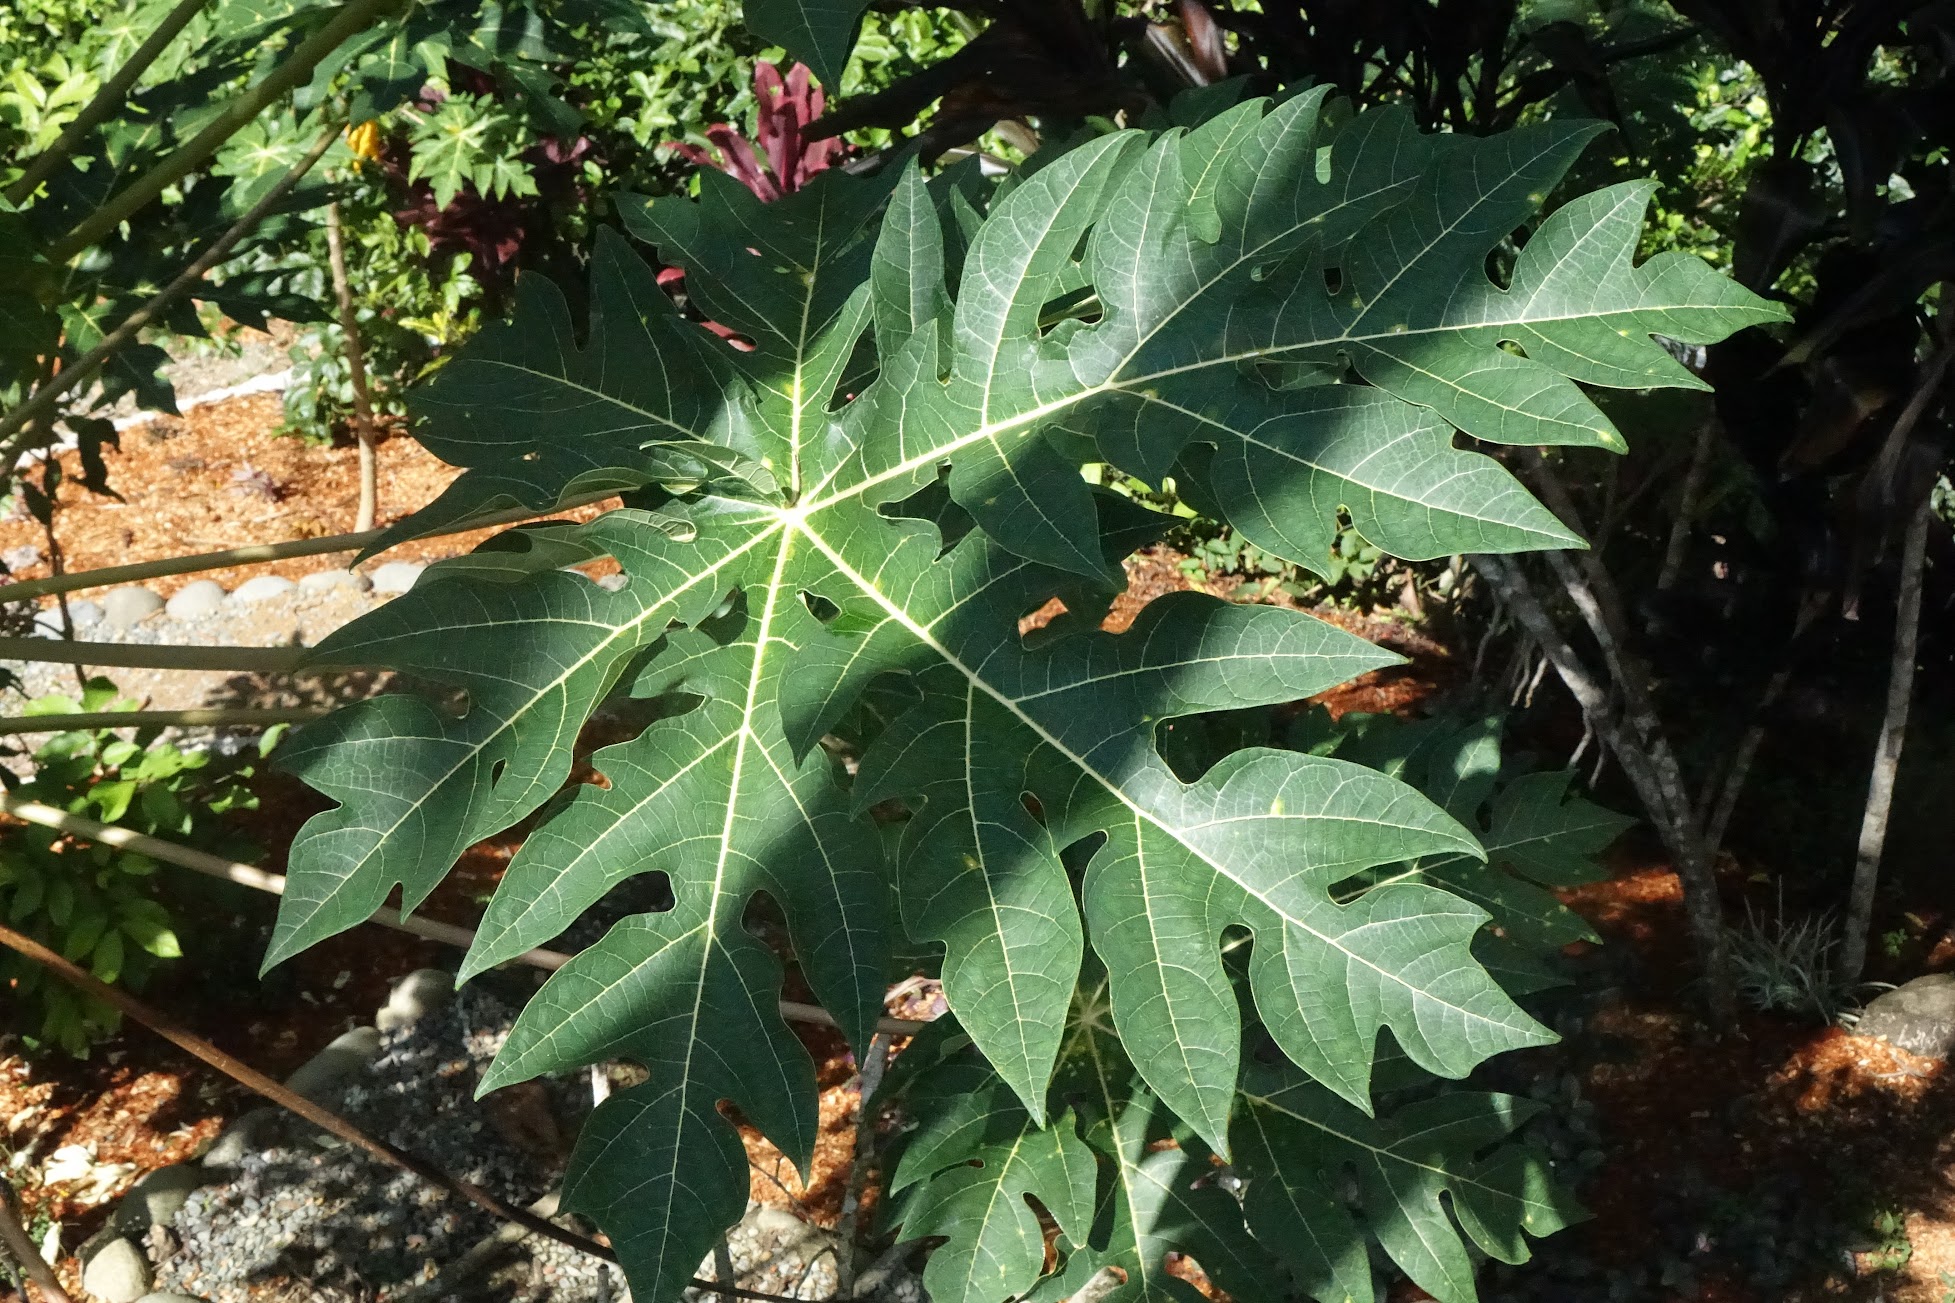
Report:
394,1189,566,1303
0,707,327,735
45,0,395,263
0,123,342,475
836,1033,891,1295
0,1181,73,1303
0,489,622,605
0,792,932,1038
0,919,616,1264
325,200,380,532
2,0,212,206
1524,454,1703,836
1540,549,1688,831
1067,1266,1129,1303
1702,663,1794,850
1655,413,1719,594
0,638,314,672
1842,495,1934,979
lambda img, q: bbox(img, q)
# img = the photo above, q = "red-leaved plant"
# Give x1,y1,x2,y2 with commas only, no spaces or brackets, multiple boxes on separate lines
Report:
661,62,844,349
670,61,842,202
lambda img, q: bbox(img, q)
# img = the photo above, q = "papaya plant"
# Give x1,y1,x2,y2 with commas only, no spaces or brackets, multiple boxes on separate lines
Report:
260,80,1783,1300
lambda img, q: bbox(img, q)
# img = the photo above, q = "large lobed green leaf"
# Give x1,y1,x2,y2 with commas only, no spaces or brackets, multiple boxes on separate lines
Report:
275,93,1780,1300
885,987,1585,1303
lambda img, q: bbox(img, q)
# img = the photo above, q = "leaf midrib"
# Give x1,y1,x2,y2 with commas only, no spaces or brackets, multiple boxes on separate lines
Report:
1242,1088,1550,1217
279,519,782,955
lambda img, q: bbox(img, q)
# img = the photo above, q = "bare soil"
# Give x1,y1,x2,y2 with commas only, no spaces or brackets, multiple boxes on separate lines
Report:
0,393,614,598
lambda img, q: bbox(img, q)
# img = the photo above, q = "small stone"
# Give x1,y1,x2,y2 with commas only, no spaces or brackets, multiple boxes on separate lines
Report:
595,572,628,592
298,567,370,594
29,612,63,638
102,586,164,628
137,1295,204,1302
3,543,42,572
231,574,297,604
367,561,425,595
1856,973,1955,1058
283,1026,383,1104
68,598,103,627
165,579,227,621
376,969,452,1033
81,1236,152,1303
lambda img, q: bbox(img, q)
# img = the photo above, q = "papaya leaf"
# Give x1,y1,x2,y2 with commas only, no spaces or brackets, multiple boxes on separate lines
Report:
275,94,1777,1302
890,987,1582,1303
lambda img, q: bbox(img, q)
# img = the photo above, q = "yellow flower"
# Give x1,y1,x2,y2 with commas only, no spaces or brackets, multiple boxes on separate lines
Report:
344,119,382,166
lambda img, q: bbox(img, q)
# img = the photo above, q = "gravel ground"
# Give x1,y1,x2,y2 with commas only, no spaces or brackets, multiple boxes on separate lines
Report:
153,983,629,1303
146,981,901,1303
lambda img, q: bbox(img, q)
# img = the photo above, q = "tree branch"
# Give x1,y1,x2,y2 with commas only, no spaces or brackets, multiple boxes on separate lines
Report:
0,489,621,605
0,1181,72,1303
0,920,617,1264
1655,413,1720,593
45,0,394,263
2,0,212,206
0,123,341,476
324,200,380,532
1472,551,1733,1018
0,707,327,735
0,638,314,672
1842,494,1934,979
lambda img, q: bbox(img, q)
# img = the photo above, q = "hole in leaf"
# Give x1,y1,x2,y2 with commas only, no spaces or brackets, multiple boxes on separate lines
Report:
1019,597,1067,637
1323,266,1343,296
1485,241,1517,290
1020,792,1046,826
1060,830,1108,883
802,591,840,623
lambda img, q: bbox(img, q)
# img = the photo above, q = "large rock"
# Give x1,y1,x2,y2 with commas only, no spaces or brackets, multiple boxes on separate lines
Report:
68,598,103,628
164,580,226,621
109,1163,203,1236
282,1026,382,1104
1857,974,1955,1058
81,1236,152,1303
102,586,164,628
231,574,297,604
367,561,425,595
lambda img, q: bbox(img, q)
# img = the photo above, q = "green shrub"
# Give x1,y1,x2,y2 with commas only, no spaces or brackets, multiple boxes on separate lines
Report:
0,679,276,1054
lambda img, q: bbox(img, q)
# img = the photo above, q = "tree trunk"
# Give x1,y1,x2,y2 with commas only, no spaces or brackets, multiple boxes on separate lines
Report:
1471,552,1735,1021
324,201,378,533
1842,495,1932,979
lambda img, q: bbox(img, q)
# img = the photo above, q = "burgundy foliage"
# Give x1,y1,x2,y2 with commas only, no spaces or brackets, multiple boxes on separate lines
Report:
669,61,843,202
